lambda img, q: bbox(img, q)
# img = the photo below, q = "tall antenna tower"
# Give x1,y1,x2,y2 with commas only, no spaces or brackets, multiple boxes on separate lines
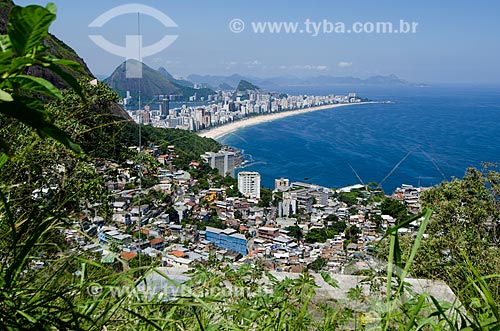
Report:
137,12,143,268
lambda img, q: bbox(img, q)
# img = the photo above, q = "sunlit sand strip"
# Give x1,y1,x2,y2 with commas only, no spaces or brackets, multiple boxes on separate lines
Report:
198,102,376,140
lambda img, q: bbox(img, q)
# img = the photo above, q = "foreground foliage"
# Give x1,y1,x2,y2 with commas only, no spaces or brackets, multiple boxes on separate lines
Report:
1,2,500,331
0,2,85,154
407,166,500,314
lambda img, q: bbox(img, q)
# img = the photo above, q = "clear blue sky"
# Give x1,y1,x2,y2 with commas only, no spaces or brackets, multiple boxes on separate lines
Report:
16,0,500,84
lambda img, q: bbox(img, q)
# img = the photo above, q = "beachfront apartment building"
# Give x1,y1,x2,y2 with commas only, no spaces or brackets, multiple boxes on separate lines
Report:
238,171,261,199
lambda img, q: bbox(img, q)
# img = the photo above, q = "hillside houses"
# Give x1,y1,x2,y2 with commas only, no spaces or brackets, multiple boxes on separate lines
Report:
66,144,425,276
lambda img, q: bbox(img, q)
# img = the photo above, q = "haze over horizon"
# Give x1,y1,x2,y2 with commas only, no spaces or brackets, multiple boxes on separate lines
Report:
17,0,500,85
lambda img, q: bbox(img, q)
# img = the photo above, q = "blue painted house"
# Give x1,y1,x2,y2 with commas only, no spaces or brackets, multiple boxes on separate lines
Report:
205,227,247,256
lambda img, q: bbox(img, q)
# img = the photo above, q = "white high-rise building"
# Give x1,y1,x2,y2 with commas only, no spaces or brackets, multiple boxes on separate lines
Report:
281,191,297,217
201,151,236,177
274,177,290,192
238,172,261,199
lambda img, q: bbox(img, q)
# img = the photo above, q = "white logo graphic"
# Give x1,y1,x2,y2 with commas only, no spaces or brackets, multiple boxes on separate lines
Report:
89,4,178,78
228,18,245,33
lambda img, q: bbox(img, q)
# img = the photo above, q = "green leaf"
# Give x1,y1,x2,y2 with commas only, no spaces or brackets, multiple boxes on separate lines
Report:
49,58,85,73
39,126,83,154
9,75,62,99
0,97,82,154
48,63,86,101
0,153,7,169
45,2,57,15
0,89,13,101
7,4,56,56
463,253,500,323
0,49,13,69
320,272,338,288
16,310,38,324
8,57,34,73
0,34,11,52
380,210,427,241
397,208,432,294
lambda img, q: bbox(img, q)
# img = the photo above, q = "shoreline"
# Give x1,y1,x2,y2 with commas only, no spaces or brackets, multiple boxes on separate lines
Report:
197,102,378,140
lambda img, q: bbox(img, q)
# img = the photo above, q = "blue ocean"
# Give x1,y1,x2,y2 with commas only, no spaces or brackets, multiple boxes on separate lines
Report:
219,84,500,193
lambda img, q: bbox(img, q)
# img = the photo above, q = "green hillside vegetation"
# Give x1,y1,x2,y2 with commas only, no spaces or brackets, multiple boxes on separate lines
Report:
158,66,194,87
2,2,500,331
236,79,260,92
120,124,221,169
218,82,234,90
234,79,260,101
105,60,180,99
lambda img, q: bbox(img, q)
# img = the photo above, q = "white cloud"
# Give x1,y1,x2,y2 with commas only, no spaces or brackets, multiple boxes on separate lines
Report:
337,61,353,68
224,61,238,70
245,60,262,68
247,60,261,65
293,64,329,71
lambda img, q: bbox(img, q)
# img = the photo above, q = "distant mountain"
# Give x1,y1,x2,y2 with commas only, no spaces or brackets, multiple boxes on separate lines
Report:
94,74,109,81
262,74,420,88
104,60,215,104
234,80,260,101
105,60,421,103
105,60,182,99
236,80,260,92
187,74,252,90
188,73,423,91
218,83,234,91
157,67,194,88
363,74,410,85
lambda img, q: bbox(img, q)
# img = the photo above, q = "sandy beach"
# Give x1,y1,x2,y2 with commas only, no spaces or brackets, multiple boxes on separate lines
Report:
198,102,375,140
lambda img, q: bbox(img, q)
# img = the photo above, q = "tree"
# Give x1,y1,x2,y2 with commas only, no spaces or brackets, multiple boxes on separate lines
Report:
338,190,361,205
407,166,500,302
166,206,179,223
370,214,382,229
205,215,225,229
308,257,327,272
325,214,339,223
225,185,241,198
198,177,210,190
258,187,273,207
286,225,303,242
345,226,361,242
305,228,327,243
380,198,407,223
329,220,347,234
349,206,358,215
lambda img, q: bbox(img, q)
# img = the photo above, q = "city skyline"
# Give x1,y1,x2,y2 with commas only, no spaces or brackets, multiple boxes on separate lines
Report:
15,0,500,85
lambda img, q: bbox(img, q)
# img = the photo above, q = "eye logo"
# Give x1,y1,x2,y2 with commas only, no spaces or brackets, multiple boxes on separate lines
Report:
89,4,178,78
